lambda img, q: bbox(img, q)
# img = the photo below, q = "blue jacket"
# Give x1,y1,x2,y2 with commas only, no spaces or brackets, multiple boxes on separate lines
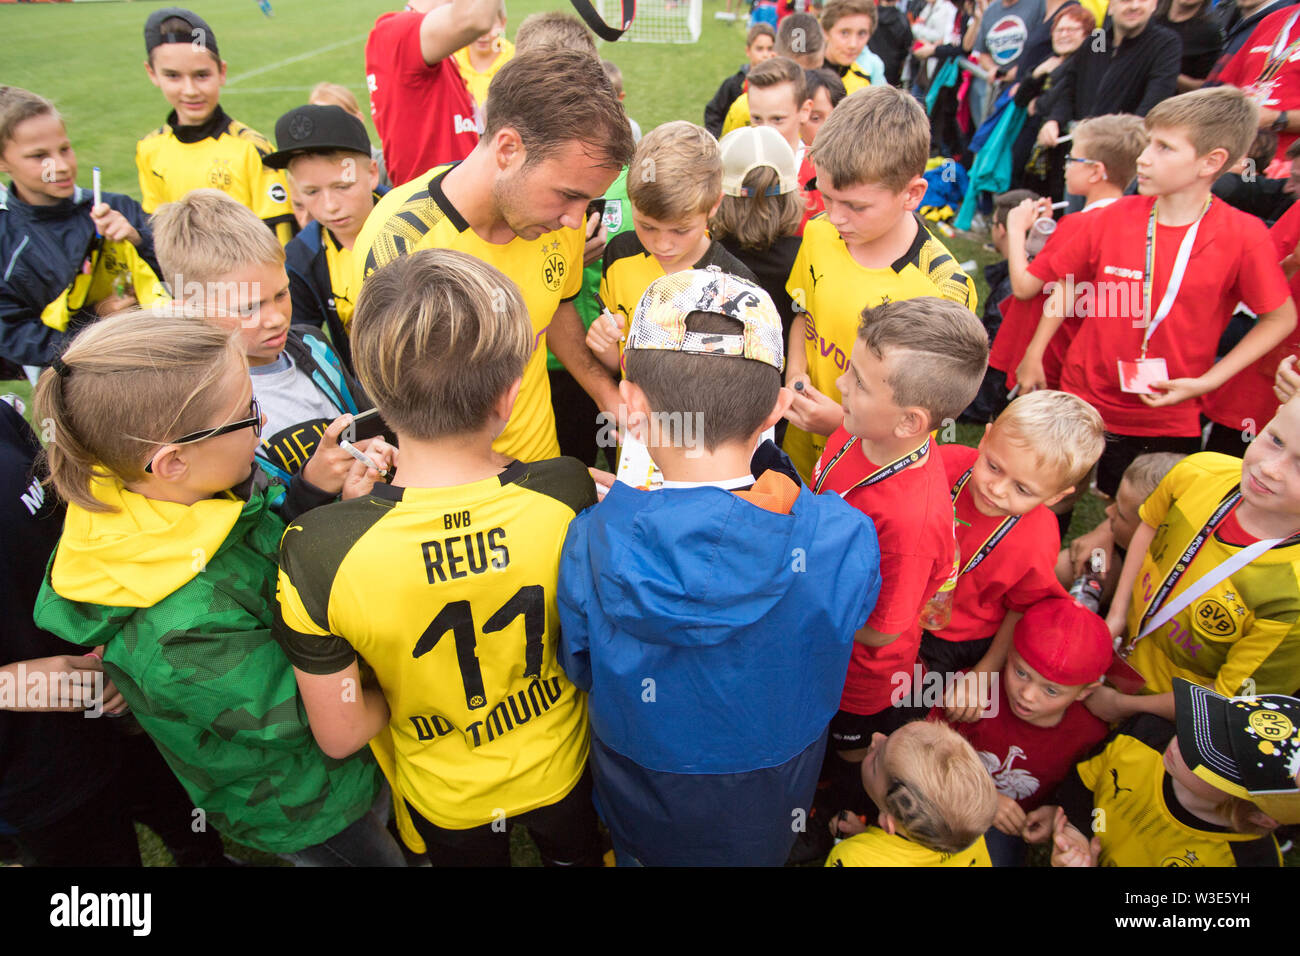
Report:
557,443,881,865
0,184,160,369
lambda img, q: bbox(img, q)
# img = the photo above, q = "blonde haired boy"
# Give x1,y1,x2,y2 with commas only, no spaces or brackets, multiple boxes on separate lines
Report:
153,190,383,516
587,121,756,372
826,720,998,866
929,391,1106,713
784,85,978,479
276,248,603,866
1015,86,1297,499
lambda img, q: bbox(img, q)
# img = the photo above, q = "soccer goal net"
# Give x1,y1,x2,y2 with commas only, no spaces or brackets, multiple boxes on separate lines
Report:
598,0,702,43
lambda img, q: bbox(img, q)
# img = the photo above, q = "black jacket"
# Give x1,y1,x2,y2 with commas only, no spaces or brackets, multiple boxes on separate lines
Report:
704,66,749,138
871,4,915,86
282,187,388,376
0,184,159,368
1047,19,1183,127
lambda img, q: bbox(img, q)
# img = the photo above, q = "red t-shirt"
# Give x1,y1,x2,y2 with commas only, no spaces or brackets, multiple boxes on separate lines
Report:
812,428,954,714
1203,200,1300,432
1216,6,1300,164
931,681,1109,811
1028,196,1290,437
365,11,480,187
990,206,1108,386
931,444,1067,644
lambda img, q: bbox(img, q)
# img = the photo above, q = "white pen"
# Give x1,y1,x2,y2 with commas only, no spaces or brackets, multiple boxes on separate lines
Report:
92,166,102,234
1051,200,1070,210
339,438,388,477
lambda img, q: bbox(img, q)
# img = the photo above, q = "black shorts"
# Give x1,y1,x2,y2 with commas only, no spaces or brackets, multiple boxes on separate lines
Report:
829,703,927,751
919,631,993,675
405,765,603,867
1097,432,1201,498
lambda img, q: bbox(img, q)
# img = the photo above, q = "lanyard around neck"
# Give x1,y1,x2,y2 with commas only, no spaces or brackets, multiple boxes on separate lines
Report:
950,468,1021,576
1140,198,1211,357
814,436,931,497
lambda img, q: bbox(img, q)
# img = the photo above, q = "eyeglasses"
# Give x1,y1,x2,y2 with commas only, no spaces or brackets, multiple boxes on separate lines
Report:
1064,154,1102,166
144,397,263,474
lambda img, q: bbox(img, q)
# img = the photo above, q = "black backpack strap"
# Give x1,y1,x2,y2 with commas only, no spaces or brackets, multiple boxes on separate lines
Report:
569,0,636,41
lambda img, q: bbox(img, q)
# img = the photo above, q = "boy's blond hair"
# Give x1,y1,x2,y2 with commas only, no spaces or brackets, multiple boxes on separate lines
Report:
1121,451,1184,501
1072,114,1147,189
32,309,243,514
514,11,596,54
350,249,531,440
858,298,988,430
810,84,929,192
821,0,877,32
309,82,365,122
776,12,825,66
882,721,998,855
153,190,283,293
0,86,60,152
627,121,722,222
1144,87,1259,171
991,391,1105,489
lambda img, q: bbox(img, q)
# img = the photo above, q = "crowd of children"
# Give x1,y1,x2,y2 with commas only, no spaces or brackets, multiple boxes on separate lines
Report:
3,0,1300,871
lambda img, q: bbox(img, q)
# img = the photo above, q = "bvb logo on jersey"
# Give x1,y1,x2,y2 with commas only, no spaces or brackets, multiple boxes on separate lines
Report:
1193,599,1238,638
543,252,566,292
208,158,233,189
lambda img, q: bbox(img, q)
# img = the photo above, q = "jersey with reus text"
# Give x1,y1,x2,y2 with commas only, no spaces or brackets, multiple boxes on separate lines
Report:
274,457,597,829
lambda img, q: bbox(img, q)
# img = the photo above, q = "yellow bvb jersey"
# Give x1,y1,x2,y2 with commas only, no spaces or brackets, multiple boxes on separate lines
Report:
322,232,356,332
783,214,977,478
453,38,515,106
721,92,750,137
353,165,579,464
274,458,597,830
40,238,170,331
825,827,991,866
1126,453,1300,697
135,107,296,245
1075,717,1282,867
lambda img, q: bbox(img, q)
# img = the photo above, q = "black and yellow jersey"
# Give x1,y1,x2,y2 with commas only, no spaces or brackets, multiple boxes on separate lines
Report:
721,92,750,137
1128,454,1300,697
274,457,598,830
136,106,295,246
1060,715,1282,867
353,164,583,464
828,60,872,94
783,214,978,478
825,827,991,866
599,231,757,366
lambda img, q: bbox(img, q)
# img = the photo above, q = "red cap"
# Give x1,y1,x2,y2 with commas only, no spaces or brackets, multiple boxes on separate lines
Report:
1012,598,1112,686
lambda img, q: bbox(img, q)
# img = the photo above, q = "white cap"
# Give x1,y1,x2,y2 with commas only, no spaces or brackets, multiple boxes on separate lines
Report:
719,126,799,198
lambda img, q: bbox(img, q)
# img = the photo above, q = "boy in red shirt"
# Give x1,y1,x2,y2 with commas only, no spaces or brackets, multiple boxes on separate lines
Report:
1014,86,1297,498
923,391,1106,687
996,114,1147,395
934,598,1111,866
810,296,988,818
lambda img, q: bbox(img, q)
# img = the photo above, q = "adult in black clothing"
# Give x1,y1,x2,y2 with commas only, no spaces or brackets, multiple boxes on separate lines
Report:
1037,0,1182,152
1207,0,1299,77
871,0,916,85
1158,0,1225,90
1212,131,1297,224
1013,4,1095,196
704,23,777,137
0,400,226,867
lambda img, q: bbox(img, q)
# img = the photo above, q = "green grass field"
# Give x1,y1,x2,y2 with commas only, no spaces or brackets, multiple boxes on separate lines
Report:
2,0,1122,866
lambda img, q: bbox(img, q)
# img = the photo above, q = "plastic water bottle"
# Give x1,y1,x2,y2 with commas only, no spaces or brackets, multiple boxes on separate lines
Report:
919,541,961,631
1068,572,1104,614
1024,217,1056,259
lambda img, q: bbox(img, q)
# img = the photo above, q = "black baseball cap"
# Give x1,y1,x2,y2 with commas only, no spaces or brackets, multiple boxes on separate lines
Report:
145,7,220,59
262,105,373,169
